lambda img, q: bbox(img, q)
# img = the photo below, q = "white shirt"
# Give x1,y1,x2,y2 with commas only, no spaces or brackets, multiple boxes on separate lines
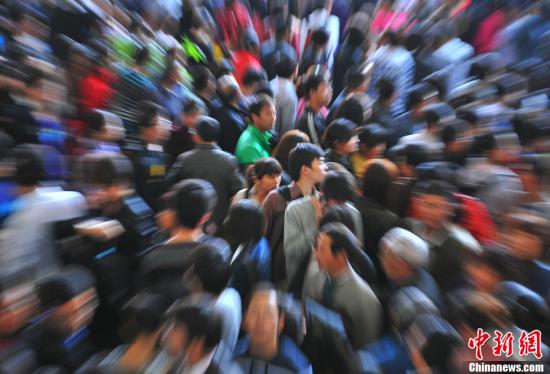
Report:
432,38,474,95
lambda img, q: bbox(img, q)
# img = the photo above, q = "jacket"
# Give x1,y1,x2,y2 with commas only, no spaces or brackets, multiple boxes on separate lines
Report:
229,237,271,302
211,102,247,155
166,144,244,235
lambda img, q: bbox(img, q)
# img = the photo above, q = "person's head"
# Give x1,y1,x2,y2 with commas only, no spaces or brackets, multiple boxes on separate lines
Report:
183,244,230,295
161,63,181,87
218,74,241,104
274,51,298,80
464,250,509,293
191,66,216,97
249,94,276,132
303,74,332,109
384,31,400,47
288,143,326,183
273,13,291,41
377,78,395,104
84,110,108,140
344,27,366,48
163,300,223,360
423,109,440,132
380,228,429,284
513,157,545,194
391,143,429,178
362,160,398,206
502,211,548,261
12,146,45,191
322,119,357,155
224,199,264,247
180,100,202,128
319,205,355,233
406,84,438,113
240,28,260,54
345,66,368,93
37,266,98,337
138,101,171,144
413,180,457,230
389,287,439,333
357,124,387,158
271,130,310,172
310,28,330,50
0,272,37,336
250,157,282,193
315,223,357,275
191,116,220,144
321,170,356,205
133,46,150,67
242,69,267,95
334,98,363,127
244,282,284,357
471,133,497,159
161,179,217,231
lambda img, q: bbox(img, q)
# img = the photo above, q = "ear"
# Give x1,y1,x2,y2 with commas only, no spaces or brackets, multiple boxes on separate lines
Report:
198,212,212,226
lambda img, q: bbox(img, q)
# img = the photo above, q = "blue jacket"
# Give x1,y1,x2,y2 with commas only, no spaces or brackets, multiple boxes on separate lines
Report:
229,237,271,302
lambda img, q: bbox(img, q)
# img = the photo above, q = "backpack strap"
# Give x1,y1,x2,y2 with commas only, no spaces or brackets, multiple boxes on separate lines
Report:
277,185,292,202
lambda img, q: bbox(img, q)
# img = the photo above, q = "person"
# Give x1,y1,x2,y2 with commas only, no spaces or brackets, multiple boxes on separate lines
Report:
225,200,271,302
285,170,363,283
0,146,86,278
183,244,242,352
261,13,297,80
234,282,313,373
81,109,123,155
270,51,298,137
404,180,480,292
155,63,186,121
379,227,444,310
369,78,398,146
165,100,202,161
395,84,438,139
303,223,382,349
235,94,277,168
271,129,310,186
215,0,252,50
212,75,247,154
140,179,231,300
233,157,282,206
369,31,415,116
123,101,171,211
190,65,220,114
350,124,387,181
162,299,240,374
398,107,444,152
333,97,364,128
296,74,332,146
328,67,368,124
240,68,267,108
108,46,157,137
322,118,357,175
166,116,244,236
263,143,326,284
298,28,330,75
331,28,366,98
232,28,263,86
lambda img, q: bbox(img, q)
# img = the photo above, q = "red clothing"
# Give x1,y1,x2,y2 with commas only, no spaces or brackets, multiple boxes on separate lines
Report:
215,1,251,49
473,10,505,54
78,68,116,113
232,50,262,86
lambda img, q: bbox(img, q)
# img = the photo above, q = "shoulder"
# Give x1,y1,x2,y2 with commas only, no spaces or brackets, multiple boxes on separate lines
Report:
276,335,311,372
286,196,313,212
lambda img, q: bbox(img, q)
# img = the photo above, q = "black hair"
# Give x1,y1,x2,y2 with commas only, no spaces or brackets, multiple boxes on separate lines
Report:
458,110,478,126
255,81,274,97
423,109,440,129
138,101,163,129
252,157,283,179
91,155,135,187
377,78,395,101
472,134,497,155
322,118,354,150
242,69,267,87
405,33,423,51
189,244,230,295
37,266,95,310
83,110,106,134
273,12,291,38
168,179,217,228
183,100,201,114
385,31,400,46
441,124,456,145
274,52,298,79
245,281,281,311
357,124,387,148
161,63,179,82
415,162,456,185
413,179,457,202
406,90,424,110
195,116,221,142
319,222,359,256
288,143,324,181
311,28,330,46
24,68,43,88
12,146,45,186
401,143,429,167
225,200,264,246
319,206,355,233
133,46,150,66
124,292,172,334
172,302,223,351
334,98,363,127
345,67,367,90
190,66,215,92
272,130,310,173
362,162,392,206
303,74,326,99
345,27,365,47
249,94,275,118
321,170,355,202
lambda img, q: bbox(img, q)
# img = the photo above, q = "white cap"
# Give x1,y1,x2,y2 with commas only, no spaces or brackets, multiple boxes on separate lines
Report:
380,227,429,269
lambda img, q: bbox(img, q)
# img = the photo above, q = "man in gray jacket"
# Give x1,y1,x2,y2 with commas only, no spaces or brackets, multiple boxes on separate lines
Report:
166,116,244,235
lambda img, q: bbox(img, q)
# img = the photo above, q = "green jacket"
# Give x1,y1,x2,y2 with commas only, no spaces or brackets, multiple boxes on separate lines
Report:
235,124,272,165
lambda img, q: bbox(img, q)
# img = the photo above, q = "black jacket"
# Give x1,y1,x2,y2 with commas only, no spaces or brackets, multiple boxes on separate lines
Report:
211,101,247,154
166,144,244,235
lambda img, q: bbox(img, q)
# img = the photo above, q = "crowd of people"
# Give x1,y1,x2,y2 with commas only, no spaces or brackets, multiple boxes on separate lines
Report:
0,0,550,373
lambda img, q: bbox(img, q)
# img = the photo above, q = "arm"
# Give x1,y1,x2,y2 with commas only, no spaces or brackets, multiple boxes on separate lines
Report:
165,155,184,187
284,202,316,282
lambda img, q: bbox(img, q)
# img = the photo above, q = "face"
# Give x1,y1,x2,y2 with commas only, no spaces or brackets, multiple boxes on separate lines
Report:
244,290,282,348
304,158,327,184
253,103,277,131
415,194,453,230
182,111,200,128
162,323,189,357
339,136,359,155
504,228,543,261
465,262,501,293
314,232,336,272
0,282,37,335
312,81,332,107
257,173,281,192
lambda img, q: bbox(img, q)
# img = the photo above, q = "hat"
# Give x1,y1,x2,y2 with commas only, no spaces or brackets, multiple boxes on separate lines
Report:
380,228,429,269
389,287,439,332
195,115,220,142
